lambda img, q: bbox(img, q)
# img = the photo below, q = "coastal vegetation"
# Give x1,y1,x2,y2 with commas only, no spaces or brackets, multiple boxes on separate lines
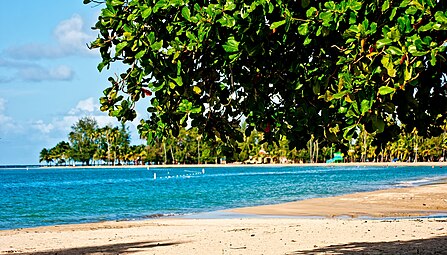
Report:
40,117,446,166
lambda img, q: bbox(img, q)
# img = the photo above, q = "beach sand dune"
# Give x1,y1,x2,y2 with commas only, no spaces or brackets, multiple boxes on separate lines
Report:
1,184,447,254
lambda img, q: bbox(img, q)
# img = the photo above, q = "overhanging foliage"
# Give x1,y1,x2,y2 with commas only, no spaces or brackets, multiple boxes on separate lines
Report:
85,0,447,148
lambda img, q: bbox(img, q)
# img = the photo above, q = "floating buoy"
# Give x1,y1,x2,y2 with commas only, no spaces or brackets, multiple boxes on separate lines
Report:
202,169,205,174
153,173,157,179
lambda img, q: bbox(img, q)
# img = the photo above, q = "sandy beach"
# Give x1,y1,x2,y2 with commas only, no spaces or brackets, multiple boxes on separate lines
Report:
1,183,447,254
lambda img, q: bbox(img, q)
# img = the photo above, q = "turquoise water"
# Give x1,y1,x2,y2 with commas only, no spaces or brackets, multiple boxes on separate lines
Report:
1,165,447,230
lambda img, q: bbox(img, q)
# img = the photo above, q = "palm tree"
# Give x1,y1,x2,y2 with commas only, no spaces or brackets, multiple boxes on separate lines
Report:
39,148,52,166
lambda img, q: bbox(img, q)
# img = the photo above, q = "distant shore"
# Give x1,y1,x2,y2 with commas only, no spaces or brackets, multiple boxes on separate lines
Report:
28,161,447,169
2,183,447,254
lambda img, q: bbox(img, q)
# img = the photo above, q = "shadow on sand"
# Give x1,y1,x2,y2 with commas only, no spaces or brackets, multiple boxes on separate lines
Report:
289,235,447,255
5,240,185,255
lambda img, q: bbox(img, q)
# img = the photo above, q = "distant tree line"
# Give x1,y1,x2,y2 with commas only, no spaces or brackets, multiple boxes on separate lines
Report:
40,117,446,166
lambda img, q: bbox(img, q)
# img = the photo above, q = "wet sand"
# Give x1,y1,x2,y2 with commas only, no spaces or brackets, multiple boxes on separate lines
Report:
231,183,447,218
1,183,447,254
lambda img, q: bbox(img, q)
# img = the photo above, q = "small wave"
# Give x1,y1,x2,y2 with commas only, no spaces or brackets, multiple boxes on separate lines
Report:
395,176,447,187
141,213,176,219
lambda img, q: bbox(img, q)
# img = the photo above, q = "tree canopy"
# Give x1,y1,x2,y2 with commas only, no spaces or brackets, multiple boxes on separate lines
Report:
85,0,447,148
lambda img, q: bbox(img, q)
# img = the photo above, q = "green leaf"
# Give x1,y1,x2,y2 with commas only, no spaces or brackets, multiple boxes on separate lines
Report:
268,2,274,13
408,45,417,54
382,0,390,12
190,106,201,114
171,76,183,86
405,6,418,15
430,50,437,66
147,32,155,44
306,7,317,18
218,14,236,28
304,36,312,46
435,11,447,24
142,7,152,19
376,38,392,49
223,36,239,53
418,22,433,32
111,0,124,6
135,50,146,59
404,66,413,81
350,1,362,11
115,41,127,56
386,46,403,55
324,1,336,10
378,86,395,95
399,0,411,8
390,7,397,20
97,62,106,72
332,91,347,99
349,12,356,24
319,12,333,27
224,2,236,11
298,23,309,36
381,55,396,77
151,40,163,51
153,0,167,13
181,6,190,20
360,99,370,115
270,20,286,29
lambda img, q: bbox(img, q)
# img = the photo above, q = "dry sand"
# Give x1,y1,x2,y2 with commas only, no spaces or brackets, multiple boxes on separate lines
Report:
1,183,447,254
1,218,447,255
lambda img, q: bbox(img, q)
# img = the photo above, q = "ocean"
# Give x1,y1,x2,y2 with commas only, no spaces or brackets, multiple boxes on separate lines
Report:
1,165,446,230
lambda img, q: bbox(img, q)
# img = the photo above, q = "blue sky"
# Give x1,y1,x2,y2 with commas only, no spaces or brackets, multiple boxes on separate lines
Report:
0,1,144,165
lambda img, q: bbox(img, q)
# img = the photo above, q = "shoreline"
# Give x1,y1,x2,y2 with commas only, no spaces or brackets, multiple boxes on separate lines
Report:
2,183,447,254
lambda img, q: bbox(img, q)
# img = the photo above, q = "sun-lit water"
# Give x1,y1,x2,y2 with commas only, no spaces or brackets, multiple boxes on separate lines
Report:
1,165,447,230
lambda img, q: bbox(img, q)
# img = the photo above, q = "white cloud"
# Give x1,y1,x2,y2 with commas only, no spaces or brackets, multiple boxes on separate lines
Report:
32,120,54,134
31,97,141,143
68,97,99,115
54,14,92,55
35,97,117,136
0,98,22,134
4,14,95,60
19,65,74,82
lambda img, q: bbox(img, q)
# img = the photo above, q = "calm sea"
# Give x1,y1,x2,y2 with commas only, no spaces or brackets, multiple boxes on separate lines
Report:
1,165,446,230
